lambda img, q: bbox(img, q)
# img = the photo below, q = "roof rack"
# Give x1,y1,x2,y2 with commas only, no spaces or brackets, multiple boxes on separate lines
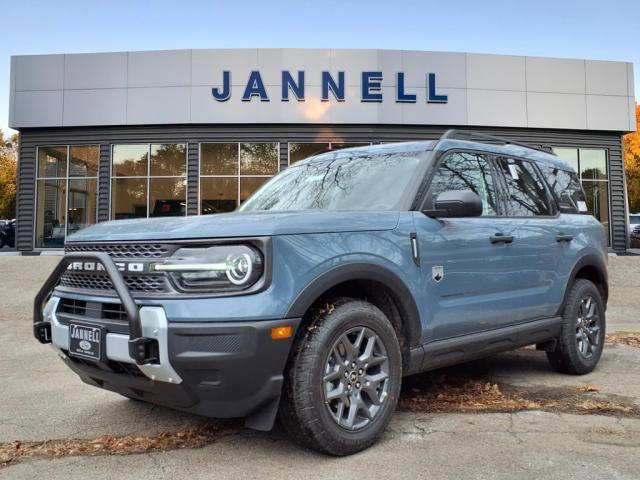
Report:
438,129,556,155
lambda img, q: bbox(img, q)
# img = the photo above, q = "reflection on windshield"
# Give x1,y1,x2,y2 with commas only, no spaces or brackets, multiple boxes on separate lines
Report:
239,150,425,211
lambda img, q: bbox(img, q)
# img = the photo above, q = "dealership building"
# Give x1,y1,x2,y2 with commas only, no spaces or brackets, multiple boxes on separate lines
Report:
7,48,636,252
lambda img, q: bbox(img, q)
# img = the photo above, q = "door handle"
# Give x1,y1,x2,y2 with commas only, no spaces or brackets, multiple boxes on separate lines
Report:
556,233,574,242
490,233,514,244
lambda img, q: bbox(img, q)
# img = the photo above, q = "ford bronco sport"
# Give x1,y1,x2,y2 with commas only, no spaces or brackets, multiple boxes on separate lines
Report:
34,130,608,455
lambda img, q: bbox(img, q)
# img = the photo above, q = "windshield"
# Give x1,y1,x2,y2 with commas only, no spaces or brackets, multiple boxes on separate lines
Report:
240,149,427,212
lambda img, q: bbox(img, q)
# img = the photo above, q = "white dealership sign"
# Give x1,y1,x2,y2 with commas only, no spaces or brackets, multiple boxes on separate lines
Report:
9,48,635,131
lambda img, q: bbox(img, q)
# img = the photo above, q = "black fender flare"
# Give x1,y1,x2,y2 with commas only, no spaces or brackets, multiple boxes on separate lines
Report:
285,262,422,347
558,253,609,315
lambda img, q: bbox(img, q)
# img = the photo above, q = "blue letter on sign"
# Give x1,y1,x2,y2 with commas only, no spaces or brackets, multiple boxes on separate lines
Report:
242,71,269,102
396,72,416,103
212,71,231,101
321,71,345,102
362,71,383,102
282,71,305,101
427,73,448,103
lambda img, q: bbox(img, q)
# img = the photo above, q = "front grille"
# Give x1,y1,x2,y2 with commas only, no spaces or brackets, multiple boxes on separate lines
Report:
59,272,169,294
65,243,173,258
60,242,174,295
58,298,128,321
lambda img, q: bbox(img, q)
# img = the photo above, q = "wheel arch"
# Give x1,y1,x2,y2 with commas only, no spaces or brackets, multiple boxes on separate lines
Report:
560,253,609,314
285,263,423,352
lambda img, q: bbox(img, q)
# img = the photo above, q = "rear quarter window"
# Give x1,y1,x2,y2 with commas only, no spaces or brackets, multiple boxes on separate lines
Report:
537,164,587,214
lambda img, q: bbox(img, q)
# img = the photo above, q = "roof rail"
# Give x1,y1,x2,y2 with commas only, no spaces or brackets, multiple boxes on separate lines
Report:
438,129,556,155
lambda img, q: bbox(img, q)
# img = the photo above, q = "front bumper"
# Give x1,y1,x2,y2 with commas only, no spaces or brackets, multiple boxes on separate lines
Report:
45,296,300,424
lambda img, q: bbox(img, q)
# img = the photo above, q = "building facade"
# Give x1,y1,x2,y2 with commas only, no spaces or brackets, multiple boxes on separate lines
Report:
8,48,636,252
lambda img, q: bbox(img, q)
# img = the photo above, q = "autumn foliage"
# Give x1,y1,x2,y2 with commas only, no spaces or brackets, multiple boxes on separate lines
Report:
0,131,18,219
624,104,640,213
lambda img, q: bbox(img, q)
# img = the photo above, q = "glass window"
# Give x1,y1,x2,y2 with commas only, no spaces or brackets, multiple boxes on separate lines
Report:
551,147,579,172
496,157,552,216
288,142,372,164
111,143,186,219
241,177,270,202
582,181,609,231
200,177,238,214
289,143,330,164
38,146,67,178
112,144,148,177
111,178,148,220
149,178,186,217
580,149,607,180
240,148,425,212
330,142,370,150
36,179,67,248
69,146,99,177
67,179,97,235
240,143,279,175
201,143,238,175
429,152,498,216
200,142,280,214
150,144,187,176
35,145,98,248
537,165,586,213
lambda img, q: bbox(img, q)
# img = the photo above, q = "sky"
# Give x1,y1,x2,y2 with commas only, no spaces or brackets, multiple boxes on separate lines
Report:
0,0,638,135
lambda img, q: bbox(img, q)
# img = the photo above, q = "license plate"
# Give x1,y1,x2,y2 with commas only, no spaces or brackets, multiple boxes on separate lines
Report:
68,323,104,361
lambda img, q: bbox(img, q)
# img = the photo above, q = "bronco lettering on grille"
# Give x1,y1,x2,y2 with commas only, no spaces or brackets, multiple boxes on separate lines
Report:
67,262,145,273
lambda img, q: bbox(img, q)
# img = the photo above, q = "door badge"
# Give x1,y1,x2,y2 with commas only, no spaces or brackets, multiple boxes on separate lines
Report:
432,265,444,283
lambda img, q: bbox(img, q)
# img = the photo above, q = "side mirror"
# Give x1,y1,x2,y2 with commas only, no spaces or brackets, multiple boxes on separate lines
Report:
424,190,483,218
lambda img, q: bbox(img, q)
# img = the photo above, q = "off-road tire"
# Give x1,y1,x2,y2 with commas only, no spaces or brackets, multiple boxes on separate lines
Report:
546,279,605,375
279,298,402,456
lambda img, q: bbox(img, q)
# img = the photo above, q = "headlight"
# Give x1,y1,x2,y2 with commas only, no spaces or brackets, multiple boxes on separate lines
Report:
151,245,263,292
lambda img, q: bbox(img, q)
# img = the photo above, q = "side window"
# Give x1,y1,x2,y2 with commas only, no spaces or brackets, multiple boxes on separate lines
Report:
537,164,587,214
429,151,498,216
496,157,552,217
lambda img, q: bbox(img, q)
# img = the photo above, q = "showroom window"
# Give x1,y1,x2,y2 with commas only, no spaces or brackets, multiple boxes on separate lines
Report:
288,142,372,164
35,145,98,248
111,144,187,219
552,147,609,241
200,143,279,214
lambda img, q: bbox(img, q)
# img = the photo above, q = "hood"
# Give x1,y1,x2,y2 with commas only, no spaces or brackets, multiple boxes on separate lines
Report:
66,210,400,243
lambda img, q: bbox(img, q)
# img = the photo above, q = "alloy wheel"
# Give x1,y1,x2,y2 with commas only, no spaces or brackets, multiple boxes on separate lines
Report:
575,295,601,359
323,326,390,431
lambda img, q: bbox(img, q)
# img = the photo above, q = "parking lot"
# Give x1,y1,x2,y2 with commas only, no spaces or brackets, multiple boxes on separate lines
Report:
1,255,639,479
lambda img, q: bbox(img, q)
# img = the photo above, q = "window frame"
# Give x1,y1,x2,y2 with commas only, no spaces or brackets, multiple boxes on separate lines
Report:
422,149,505,217
109,143,188,220
198,142,281,215
34,144,99,250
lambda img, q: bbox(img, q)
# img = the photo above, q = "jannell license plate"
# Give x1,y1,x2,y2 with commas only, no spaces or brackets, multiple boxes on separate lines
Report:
68,323,103,361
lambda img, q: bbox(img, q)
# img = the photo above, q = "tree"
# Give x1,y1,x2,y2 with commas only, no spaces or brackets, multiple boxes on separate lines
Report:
0,131,18,219
624,104,640,213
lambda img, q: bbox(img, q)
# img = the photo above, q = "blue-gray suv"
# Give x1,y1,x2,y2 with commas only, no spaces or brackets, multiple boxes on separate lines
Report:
34,130,608,455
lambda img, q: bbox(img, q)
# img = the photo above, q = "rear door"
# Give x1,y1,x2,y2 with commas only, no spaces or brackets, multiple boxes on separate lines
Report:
492,156,565,319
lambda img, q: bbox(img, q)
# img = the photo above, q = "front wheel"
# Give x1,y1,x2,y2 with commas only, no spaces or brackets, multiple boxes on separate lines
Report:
279,298,402,455
546,279,606,375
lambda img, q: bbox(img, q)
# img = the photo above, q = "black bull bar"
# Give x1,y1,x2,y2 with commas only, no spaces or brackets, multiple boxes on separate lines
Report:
33,252,158,365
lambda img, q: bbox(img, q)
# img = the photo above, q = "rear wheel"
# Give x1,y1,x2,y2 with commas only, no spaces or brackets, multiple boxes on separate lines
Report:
279,298,402,455
546,279,605,375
